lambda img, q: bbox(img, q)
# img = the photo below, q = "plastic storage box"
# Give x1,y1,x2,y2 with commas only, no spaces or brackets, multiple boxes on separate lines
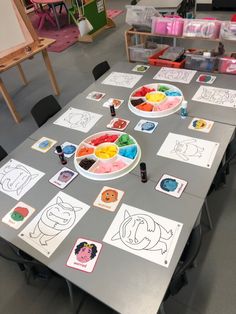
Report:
220,22,236,40
183,19,221,39
218,57,236,74
148,48,186,68
151,16,184,36
129,43,169,63
185,53,218,72
126,5,160,28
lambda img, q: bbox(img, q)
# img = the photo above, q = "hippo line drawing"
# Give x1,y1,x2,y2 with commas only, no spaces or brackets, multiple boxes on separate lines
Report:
171,139,204,161
0,162,38,196
29,196,82,246
111,210,173,254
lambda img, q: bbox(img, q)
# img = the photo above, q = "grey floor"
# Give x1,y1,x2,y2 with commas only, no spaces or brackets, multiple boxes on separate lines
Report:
0,1,236,313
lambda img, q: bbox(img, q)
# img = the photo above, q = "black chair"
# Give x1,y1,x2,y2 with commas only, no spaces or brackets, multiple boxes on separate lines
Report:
92,61,110,81
0,145,7,162
160,225,202,314
31,95,61,127
0,238,77,313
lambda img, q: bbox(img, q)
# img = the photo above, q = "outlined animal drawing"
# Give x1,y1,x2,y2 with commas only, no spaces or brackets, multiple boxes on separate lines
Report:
171,139,204,161
161,69,189,82
30,196,82,246
0,163,38,195
111,210,173,254
64,112,91,129
199,88,236,105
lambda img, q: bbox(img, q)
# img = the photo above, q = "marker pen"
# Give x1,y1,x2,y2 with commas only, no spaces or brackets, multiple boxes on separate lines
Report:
140,162,147,183
56,146,67,165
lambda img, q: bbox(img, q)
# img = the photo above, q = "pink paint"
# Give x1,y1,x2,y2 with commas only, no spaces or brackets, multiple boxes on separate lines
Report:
155,97,180,111
92,159,127,173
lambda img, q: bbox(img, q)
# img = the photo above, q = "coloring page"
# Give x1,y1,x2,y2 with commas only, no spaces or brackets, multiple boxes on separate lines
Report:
67,238,102,273
31,137,57,153
188,118,214,133
19,192,90,257
153,67,196,84
53,107,102,133
157,133,219,168
0,159,45,200
103,203,183,267
192,86,236,108
93,186,124,212
102,72,142,88
2,202,35,230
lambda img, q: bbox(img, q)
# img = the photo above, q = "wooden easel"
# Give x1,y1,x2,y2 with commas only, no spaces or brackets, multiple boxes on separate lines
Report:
0,0,60,123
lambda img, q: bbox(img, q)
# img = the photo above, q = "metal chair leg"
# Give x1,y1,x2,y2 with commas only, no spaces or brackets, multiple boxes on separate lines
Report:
158,303,166,314
204,199,213,230
76,291,87,314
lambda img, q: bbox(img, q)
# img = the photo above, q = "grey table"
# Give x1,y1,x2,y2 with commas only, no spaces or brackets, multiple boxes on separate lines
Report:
0,138,204,314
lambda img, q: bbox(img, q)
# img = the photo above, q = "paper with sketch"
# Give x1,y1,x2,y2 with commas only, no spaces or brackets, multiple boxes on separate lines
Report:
157,133,219,168
53,108,102,133
0,159,45,200
192,86,236,108
2,202,35,230
102,72,142,88
19,192,90,257
153,67,196,84
103,203,183,267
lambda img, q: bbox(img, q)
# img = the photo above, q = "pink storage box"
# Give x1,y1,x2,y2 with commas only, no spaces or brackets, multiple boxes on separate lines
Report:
151,17,184,36
183,19,221,39
218,57,236,74
220,22,236,40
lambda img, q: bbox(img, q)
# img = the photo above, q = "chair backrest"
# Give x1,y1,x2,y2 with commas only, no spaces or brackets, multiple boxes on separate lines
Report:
31,95,61,127
166,225,202,298
0,145,8,162
92,61,110,80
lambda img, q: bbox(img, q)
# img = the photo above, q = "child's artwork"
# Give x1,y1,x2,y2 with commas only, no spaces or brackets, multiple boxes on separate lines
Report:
66,238,102,273
103,203,183,267
153,67,197,84
155,174,187,198
2,202,35,230
86,91,106,101
49,167,78,189
188,118,214,133
53,108,102,133
134,120,158,134
132,65,150,73
192,86,236,108
54,142,77,158
19,192,90,257
102,72,142,88
93,186,124,212
103,98,124,109
31,137,57,153
157,133,219,168
0,159,45,200
107,118,130,131
196,74,216,84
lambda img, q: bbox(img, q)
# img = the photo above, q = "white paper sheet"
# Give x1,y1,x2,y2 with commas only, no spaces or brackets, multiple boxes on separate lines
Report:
19,192,90,257
192,86,236,108
53,108,102,133
103,204,183,267
102,72,142,88
0,159,45,200
153,67,197,84
157,133,219,168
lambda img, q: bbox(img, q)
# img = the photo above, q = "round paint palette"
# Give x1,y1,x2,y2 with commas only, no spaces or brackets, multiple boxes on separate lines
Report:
74,131,141,180
128,83,183,118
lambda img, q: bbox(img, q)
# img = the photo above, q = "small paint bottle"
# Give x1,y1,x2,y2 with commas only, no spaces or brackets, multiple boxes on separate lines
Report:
180,100,188,119
110,104,116,117
140,162,147,183
56,146,67,165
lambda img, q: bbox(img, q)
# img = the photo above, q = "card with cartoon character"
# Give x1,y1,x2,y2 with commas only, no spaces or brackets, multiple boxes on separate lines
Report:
155,174,187,198
86,91,106,101
66,238,102,273
93,186,124,212
103,98,124,109
49,167,78,189
188,118,214,133
2,202,35,229
196,74,216,84
132,65,150,73
54,142,78,158
107,118,130,131
134,120,158,134
31,137,57,153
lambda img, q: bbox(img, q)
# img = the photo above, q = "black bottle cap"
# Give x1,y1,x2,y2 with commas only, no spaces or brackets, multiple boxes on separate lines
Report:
56,146,62,153
140,162,146,170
